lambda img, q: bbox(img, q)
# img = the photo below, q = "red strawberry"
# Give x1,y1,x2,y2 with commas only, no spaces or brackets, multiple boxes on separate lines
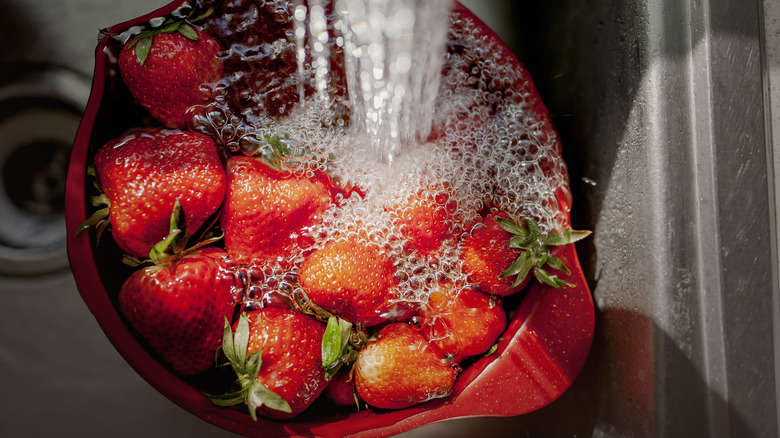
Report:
461,212,591,295
210,308,328,420
323,367,357,407
91,129,226,260
119,20,222,128
388,188,456,257
353,323,457,410
220,156,334,265
118,247,240,376
297,236,400,326
418,281,506,363
460,213,527,296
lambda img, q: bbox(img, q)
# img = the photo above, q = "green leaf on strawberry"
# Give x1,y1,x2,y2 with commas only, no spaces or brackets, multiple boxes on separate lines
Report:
496,214,591,289
122,198,206,267
484,342,500,357
209,315,292,419
248,134,289,171
322,316,352,368
75,166,110,240
322,316,358,379
126,19,201,65
176,22,199,41
240,131,307,171
75,194,110,238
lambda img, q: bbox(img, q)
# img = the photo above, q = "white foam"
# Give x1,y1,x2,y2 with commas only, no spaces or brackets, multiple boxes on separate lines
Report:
205,11,569,308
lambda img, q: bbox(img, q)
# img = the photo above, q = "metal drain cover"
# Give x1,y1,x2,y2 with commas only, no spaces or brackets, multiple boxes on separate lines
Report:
0,64,88,276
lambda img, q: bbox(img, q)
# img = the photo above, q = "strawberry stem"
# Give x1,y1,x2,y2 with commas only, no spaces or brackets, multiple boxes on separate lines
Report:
148,199,187,262
294,289,337,321
496,214,591,289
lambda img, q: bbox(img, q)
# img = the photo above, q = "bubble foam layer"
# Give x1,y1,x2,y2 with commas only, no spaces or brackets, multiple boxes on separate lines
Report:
189,2,570,307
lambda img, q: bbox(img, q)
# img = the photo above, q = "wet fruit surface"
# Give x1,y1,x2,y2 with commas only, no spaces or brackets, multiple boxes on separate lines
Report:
66,1,595,436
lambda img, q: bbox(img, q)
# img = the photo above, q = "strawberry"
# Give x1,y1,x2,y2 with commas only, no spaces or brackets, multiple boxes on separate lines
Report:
460,213,591,295
119,18,222,129
460,213,527,296
209,308,328,420
297,235,400,327
89,129,226,260
220,156,334,265
418,281,506,363
323,367,358,407
387,188,456,257
118,247,240,376
353,323,457,410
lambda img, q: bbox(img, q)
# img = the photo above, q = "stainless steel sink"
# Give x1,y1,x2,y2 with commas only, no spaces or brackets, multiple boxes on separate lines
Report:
0,0,236,436
413,0,780,436
1,0,778,437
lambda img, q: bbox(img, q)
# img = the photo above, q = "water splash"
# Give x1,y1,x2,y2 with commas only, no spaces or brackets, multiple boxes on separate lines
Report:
294,0,452,165
294,0,332,105
337,0,452,165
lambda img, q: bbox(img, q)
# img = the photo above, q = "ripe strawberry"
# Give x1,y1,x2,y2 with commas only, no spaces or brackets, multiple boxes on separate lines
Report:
220,156,334,264
323,367,358,407
418,282,506,363
90,129,226,260
387,188,456,257
353,323,457,410
118,247,240,376
119,19,222,128
461,213,591,295
297,236,400,326
209,308,328,420
460,213,527,296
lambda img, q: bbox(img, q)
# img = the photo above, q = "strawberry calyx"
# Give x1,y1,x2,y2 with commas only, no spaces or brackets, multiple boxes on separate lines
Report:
123,5,216,65
293,290,368,378
242,132,291,171
123,6,216,65
75,193,110,239
496,213,591,289
121,199,187,267
321,316,363,379
149,198,188,262
246,131,338,175
79,192,222,268
75,166,111,241
293,291,368,343
122,199,223,267
208,314,292,419
125,19,198,66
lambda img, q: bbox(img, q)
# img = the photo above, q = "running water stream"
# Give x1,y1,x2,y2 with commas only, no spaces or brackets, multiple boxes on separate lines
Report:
293,0,453,165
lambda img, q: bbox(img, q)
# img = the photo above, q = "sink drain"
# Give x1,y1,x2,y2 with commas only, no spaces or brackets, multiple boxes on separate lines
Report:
0,64,89,277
